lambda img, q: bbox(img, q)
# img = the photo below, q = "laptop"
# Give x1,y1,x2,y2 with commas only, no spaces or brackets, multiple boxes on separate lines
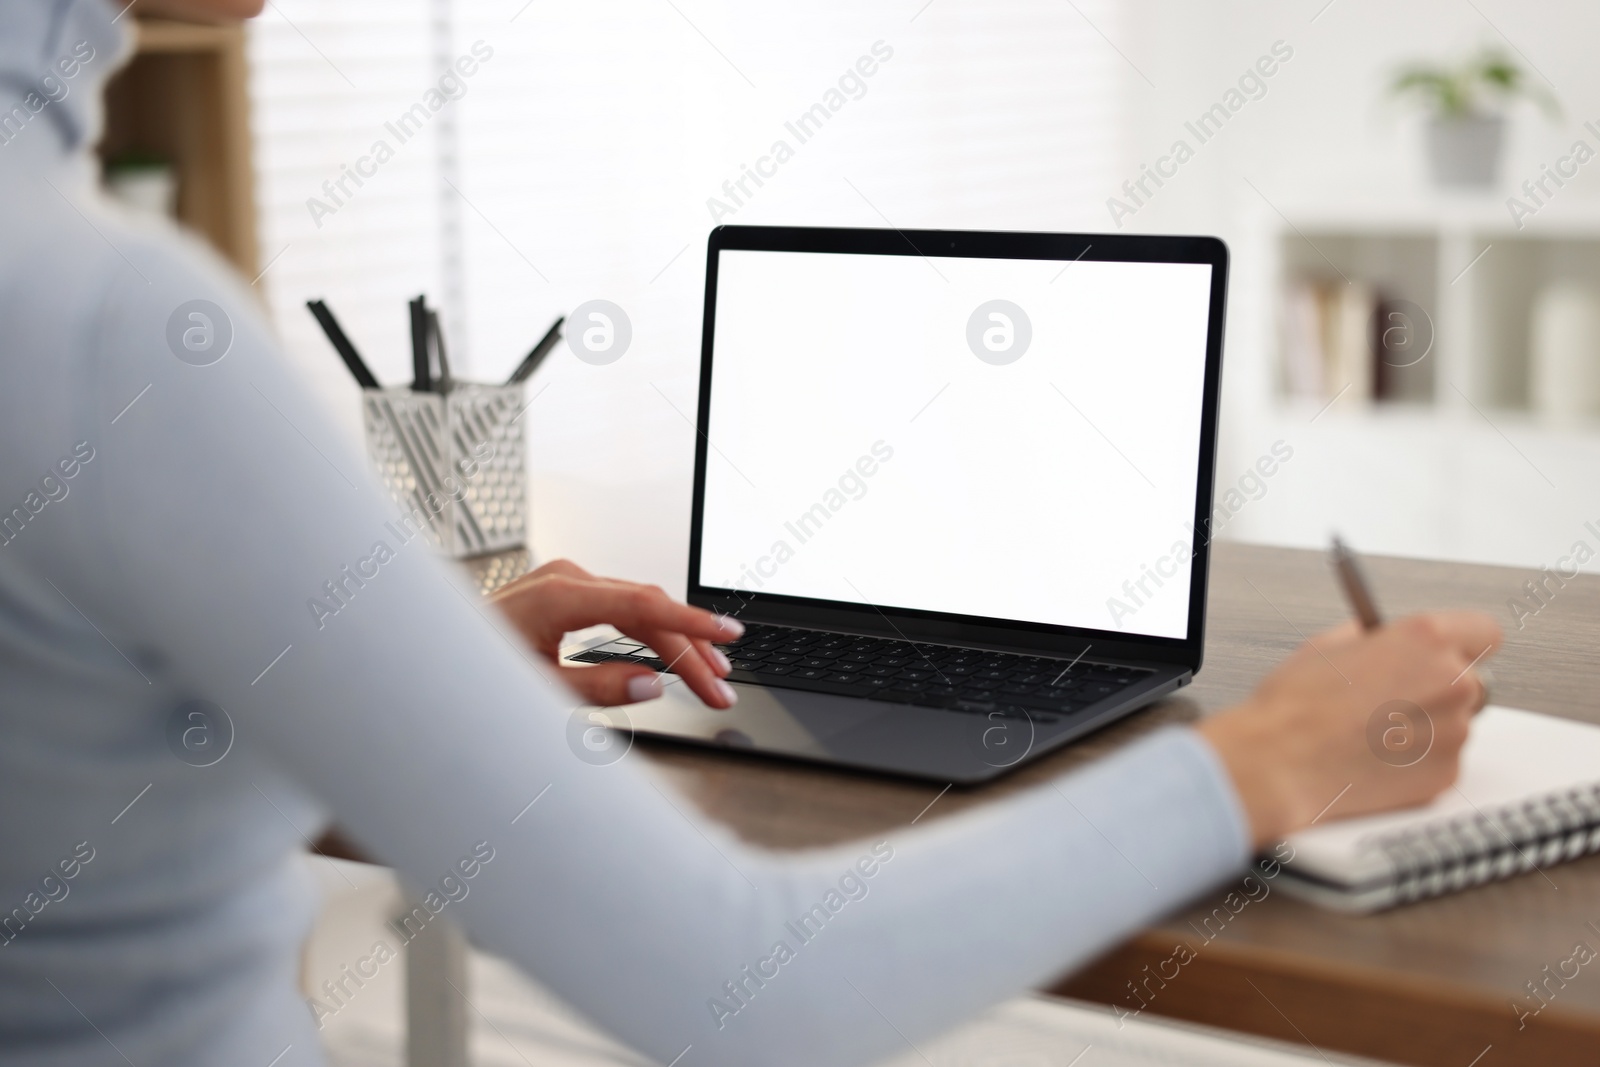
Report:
565,225,1229,783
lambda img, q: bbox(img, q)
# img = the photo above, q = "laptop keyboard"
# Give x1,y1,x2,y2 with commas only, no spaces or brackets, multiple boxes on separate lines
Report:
567,622,1156,722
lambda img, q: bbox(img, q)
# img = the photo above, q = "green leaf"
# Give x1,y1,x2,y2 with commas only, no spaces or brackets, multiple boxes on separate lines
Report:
1389,50,1560,120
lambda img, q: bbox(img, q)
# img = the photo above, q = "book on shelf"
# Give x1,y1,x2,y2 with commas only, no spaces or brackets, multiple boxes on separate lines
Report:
1280,278,1431,406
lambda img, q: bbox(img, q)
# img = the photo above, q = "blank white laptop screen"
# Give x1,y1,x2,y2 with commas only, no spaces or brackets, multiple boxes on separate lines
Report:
697,248,1213,640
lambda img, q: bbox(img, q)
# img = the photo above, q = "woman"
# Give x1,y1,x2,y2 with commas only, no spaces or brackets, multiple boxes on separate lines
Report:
0,1,1497,1064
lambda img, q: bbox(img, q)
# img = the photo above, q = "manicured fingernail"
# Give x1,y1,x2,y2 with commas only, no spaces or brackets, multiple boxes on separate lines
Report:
710,648,732,674
716,680,738,707
627,674,664,702
717,615,745,638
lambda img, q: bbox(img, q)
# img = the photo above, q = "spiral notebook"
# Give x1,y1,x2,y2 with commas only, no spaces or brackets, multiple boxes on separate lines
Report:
1277,706,1600,913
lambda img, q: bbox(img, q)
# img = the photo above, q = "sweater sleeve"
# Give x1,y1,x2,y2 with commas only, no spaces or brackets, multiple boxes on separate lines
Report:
70,227,1250,1067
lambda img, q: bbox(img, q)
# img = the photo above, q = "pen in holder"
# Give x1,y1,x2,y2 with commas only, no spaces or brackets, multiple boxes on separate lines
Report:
309,296,540,564
362,383,528,558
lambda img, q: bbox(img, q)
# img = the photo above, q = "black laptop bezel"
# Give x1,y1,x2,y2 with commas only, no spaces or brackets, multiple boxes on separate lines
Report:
686,225,1228,673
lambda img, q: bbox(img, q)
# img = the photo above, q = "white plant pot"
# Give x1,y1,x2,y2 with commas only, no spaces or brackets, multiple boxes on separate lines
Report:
105,166,178,218
1425,115,1504,189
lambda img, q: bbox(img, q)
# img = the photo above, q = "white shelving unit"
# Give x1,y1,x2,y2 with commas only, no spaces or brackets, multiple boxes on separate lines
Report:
1220,194,1600,573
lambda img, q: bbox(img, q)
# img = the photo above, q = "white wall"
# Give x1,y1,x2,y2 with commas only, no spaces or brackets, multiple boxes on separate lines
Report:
1116,0,1600,240
247,1,1600,596
249,0,1127,591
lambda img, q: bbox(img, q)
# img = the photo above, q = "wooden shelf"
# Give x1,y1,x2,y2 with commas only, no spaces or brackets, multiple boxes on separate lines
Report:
98,18,258,276
131,18,239,53
1260,193,1600,236
1216,197,1600,569
1271,225,1600,414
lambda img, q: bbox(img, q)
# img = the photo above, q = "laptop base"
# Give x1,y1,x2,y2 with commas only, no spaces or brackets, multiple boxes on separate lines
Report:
575,667,1189,784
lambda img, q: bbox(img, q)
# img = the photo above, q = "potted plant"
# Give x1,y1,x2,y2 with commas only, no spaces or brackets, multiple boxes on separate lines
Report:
1389,49,1558,188
104,150,179,218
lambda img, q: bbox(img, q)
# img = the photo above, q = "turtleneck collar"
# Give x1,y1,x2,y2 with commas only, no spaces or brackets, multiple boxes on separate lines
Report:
0,0,132,156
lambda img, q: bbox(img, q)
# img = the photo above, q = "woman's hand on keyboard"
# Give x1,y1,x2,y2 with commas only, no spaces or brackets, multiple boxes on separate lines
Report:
491,559,744,709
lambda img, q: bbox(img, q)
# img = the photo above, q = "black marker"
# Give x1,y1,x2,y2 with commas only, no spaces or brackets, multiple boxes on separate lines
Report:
506,315,564,385
427,309,452,394
307,299,379,389
409,296,431,393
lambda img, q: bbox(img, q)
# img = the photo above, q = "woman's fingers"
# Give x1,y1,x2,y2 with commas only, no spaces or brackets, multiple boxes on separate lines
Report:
489,563,744,709
491,558,589,604
1198,608,1503,848
1396,610,1503,663
693,636,732,676
1310,619,1365,650
559,661,667,706
562,631,734,710
601,581,744,644
518,577,742,646
583,583,741,708
529,558,591,580
629,629,738,709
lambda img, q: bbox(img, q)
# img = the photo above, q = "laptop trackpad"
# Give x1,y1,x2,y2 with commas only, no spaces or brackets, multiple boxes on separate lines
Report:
616,680,882,757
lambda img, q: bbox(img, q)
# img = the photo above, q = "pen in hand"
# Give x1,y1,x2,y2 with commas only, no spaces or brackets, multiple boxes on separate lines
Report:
1329,534,1382,631
1330,533,1494,698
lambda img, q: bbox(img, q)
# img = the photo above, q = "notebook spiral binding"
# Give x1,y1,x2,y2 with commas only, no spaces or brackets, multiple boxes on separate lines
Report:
1375,783,1600,904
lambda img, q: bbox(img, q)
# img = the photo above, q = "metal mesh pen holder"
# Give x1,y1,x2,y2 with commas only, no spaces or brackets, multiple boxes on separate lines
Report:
362,384,527,558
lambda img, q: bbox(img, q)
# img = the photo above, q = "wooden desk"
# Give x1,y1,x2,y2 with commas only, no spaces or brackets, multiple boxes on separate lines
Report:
640,541,1600,1067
